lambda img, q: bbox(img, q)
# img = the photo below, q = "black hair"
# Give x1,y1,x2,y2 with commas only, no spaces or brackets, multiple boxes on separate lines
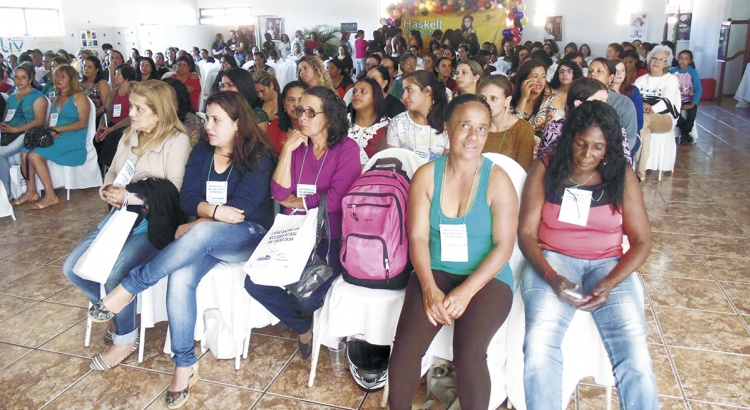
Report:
545,100,626,211
176,55,196,73
401,70,448,133
278,80,308,132
136,57,157,81
224,68,261,108
367,53,383,65
530,50,553,69
381,55,399,74
548,59,583,89
162,77,196,121
348,77,386,126
510,45,529,74
84,55,107,83
115,63,137,82
445,93,490,126
368,65,392,92
222,53,238,69
565,77,607,112
511,59,547,115
677,49,696,69
303,86,349,147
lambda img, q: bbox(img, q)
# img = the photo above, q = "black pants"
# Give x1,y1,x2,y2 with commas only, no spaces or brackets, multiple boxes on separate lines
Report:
94,127,125,169
388,270,513,410
677,104,698,137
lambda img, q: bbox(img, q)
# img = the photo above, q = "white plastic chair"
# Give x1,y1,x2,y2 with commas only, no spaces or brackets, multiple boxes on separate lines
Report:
161,71,175,80
342,87,353,105
1,92,8,101
274,60,298,91
0,182,15,220
419,153,527,410
646,116,678,181
201,66,221,112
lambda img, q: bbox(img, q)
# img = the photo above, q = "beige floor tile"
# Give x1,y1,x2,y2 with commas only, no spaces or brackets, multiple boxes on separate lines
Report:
641,276,733,312
650,343,681,397
41,319,114,359
667,202,731,219
43,364,170,409
254,394,345,409
0,342,32,370
0,265,71,300
720,282,750,315
702,256,750,283
3,238,79,265
688,400,750,409
659,396,689,409
0,302,84,347
252,323,297,340
199,333,297,391
655,307,750,354
121,322,178,374
640,252,712,280
659,187,716,204
645,306,662,344
0,350,90,408
0,294,38,323
145,381,261,409
576,383,619,410
649,213,682,233
0,235,40,259
46,285,91,308
671,347,750,407
650,232,696,254
267,349,366,409
675,217,747,237
688,235,750,259
0,259,45,287
11,217,84,239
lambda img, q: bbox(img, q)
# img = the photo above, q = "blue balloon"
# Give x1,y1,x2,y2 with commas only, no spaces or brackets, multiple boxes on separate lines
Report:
516,11,524,19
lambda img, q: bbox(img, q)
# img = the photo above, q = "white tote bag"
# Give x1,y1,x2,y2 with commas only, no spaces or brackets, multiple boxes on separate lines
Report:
243,207,319,287
73,209,139,283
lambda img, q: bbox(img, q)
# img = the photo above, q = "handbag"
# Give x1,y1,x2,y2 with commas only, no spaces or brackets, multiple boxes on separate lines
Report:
21,126,57,181
642,96,679,119
1,98,26,147
72,208,139,283
286,194,334,301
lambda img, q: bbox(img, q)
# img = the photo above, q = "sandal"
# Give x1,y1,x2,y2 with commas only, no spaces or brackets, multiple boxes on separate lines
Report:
90,337,140,371
166,364,200,409
103,330,114,343
89,294,136,323
11,194,39,206
30,197,59,210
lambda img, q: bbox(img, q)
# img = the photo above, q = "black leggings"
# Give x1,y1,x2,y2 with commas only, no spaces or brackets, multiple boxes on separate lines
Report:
388,270,513,410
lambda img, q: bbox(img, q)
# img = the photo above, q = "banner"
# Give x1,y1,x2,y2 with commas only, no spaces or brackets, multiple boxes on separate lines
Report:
401,8,507,47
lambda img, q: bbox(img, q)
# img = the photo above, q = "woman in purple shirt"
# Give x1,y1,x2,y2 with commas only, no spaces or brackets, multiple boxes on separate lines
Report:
244,86,360,359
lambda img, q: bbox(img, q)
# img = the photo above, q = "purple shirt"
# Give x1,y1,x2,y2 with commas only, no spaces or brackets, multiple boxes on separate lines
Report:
271,137,360,239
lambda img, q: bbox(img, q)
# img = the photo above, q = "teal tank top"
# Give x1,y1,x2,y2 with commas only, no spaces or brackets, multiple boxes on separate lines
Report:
428,155,514,291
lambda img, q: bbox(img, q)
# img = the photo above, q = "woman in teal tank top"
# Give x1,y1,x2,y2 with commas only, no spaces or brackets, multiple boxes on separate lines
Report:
389,94,519,410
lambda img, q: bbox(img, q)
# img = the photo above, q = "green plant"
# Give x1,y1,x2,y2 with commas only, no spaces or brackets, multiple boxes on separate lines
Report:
302,25,342,57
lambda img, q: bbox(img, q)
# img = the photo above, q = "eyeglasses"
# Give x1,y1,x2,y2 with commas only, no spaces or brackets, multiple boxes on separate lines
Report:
650,57,668,64
293,107,324,118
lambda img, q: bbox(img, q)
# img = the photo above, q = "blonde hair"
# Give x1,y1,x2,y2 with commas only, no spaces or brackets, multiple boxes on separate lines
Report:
123,80,188,152
53,65,81,95
296,56,333,90
252,70,281,93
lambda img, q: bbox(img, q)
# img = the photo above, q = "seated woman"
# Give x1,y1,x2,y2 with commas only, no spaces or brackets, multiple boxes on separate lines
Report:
63,80,191,372
41,57,68,98
588,58,638,157
0,64,49,194
106,50,125,85
136,57,158,82
611,59,644,145
507,45,529,77
171,56,202,112
366,65,405,119
511,59,554,133
212,54,239,94
388,94,517,409
547,59,584,121
579,43,594,66
88,90,275,409
435,57,458,94
297,56,333,90
347,77,389,166
163,78,207,147
633,46,681,180
621,49,648,85
244,86,360,359
220,68,269,133
519,100,656,410
327,58,354,99
454,60,483,96
14,65,90,209
95,63,136,171
477,75,535,171
386,70,449,161
334,44,354,77
252,70,280,122
81,55,111,127
267,80,307,152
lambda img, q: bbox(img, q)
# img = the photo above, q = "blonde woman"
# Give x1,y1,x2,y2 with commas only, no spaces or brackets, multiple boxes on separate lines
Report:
454,60,483,96
62,80,192,372
253,69,280,122
296,55,333,90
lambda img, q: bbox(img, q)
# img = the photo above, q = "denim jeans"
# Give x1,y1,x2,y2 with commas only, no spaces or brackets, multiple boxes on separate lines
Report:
120,220,266,368
62,227,159,345
244,239,341,335
521,250,657,410
0,136,24,193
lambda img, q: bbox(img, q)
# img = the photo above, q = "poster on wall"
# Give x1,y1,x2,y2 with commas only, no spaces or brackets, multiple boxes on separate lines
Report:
627,13,648,40
341,23,358,34
544,16,562,41
717,22,731,61
79,30,98,48
675,13,692,41
263,17,283,41
399,8,507,48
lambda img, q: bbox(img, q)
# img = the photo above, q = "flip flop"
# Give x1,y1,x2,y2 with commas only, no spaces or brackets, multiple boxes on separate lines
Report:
12,194,39,206
30,197,59,210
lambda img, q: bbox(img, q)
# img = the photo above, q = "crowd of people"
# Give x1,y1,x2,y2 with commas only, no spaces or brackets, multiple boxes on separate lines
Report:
0,20,706,409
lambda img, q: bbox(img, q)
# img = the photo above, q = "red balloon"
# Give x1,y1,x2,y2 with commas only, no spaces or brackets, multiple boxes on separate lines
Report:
512,34,522,43
396,3,403,10
444,3,452,12
511,26,520,35
407,3,416,11
436,5,444,13
508,12,517,20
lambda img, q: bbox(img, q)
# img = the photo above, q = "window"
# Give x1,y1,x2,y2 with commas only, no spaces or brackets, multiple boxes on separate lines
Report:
0,7,62,36
198,7,253,26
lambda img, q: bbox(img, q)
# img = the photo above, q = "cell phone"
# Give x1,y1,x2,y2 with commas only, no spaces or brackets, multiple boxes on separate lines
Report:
564,288,583,299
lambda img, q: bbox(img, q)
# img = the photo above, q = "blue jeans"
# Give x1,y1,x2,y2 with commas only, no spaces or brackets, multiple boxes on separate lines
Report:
244,239,341,335
521,250,657,410
120,221,266,368
62,227,159,345
0,136,24,193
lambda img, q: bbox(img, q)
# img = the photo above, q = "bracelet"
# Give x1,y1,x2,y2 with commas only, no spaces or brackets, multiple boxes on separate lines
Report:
543,269,556,282
212,205,219,219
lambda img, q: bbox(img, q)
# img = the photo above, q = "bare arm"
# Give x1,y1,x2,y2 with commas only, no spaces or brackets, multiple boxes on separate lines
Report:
50,93,89,133
0,96,48,133
96,80,111,117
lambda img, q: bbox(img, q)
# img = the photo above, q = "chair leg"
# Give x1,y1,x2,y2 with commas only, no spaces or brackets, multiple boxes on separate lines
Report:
380,370,389,408
67,189,70,201
138,294,146,363
308,310,324,388
605,385,612,410
658,170,663,181
84,302,93,347
235,341,241,370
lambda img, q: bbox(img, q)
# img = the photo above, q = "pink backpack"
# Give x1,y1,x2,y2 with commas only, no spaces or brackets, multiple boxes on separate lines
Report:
340,158,411,289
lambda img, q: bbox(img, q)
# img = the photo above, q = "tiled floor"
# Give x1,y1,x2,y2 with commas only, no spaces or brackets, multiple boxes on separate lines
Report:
0,102,748,409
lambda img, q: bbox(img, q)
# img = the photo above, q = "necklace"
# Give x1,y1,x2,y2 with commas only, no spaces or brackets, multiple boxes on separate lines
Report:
567,171,596,187
440,156,482,224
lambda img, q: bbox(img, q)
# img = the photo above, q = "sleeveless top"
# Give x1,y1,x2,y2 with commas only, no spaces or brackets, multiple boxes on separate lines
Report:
429,155,514,290
6,89,44,127
82,81,103,109
110,90,130,125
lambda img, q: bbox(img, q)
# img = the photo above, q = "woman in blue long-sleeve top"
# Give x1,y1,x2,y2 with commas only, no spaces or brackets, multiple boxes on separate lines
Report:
670,50,702,144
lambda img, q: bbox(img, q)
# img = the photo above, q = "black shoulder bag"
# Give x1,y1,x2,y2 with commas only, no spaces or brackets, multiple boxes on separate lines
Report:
1,98,27,146
20,126,57,180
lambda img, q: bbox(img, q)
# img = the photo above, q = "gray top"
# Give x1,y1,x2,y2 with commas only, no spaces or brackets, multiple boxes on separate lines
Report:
608,89,638,152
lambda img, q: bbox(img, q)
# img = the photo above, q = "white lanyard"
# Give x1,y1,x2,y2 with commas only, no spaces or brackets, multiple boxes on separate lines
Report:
296,145,328,198
206,154,233,205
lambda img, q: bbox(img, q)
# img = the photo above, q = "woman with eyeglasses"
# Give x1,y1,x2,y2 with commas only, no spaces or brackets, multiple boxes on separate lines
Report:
633,45,681,180
547,60,584,120
244,86,360,360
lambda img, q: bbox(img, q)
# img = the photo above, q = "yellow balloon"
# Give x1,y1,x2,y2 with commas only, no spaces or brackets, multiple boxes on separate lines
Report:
521,17,528,24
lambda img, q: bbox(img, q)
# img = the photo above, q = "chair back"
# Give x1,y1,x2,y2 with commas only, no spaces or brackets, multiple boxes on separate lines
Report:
363,148,427,180
342,87,353,105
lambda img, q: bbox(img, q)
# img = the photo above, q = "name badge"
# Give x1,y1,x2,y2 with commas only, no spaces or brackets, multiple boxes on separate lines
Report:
440,224,469,262
558,188,592,226
113,159,136,187
296,183,317,198
414,145,430,161
4,109,15,122
113,104,122,117
206,181,228,205
48,91,56,99
49,113,59,127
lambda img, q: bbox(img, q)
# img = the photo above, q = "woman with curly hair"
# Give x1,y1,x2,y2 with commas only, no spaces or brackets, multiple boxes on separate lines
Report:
296,55,333,90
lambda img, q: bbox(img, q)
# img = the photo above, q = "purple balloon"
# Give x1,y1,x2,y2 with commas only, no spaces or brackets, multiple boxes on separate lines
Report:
517,11,524,19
